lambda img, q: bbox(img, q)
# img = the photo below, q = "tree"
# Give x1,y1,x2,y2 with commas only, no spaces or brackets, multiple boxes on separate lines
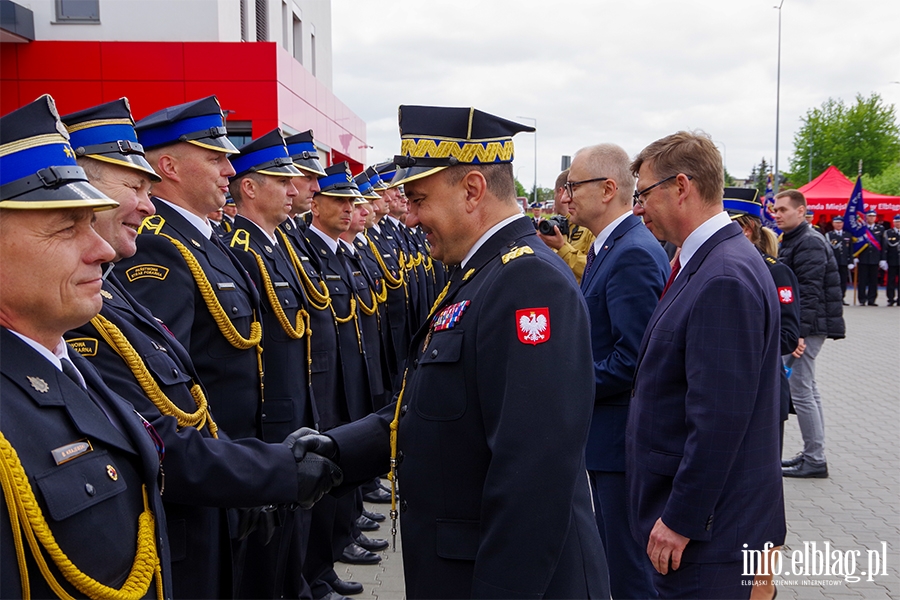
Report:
748,157,771,197
724,167,736,187
514,177,528,199
789,93,900,186
867,162,900,196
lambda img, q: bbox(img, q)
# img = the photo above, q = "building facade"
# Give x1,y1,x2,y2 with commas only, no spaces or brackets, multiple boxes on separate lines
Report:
1,0,366,169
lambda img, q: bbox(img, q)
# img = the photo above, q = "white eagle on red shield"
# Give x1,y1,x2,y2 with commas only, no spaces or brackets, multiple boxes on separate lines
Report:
516,307,550,345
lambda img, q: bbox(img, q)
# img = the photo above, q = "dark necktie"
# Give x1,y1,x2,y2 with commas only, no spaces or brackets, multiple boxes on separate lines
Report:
585,245,597,277
61,358,85,389
661,255,681,298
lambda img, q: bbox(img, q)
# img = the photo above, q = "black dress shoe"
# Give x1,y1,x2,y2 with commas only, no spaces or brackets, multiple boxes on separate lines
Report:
842,301,850,306
328,578,363,596
363,508,386,522
317,592,349,600
781,453,803,468
869,302,879,306
783,460,828,478
356,532,389,552
362,487,391,503
339,542,382,565
355,514,380,531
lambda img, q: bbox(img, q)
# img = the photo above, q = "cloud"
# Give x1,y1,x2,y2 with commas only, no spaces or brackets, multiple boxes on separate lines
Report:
333,0,900,184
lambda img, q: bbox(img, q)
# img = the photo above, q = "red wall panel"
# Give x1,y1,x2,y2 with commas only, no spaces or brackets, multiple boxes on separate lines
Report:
185,80,276,123
17,42,102,81
19,81,103,114
0,80,20,116
184,42,276,82
101,81,187,120
1,44,19,80
102,42,185,81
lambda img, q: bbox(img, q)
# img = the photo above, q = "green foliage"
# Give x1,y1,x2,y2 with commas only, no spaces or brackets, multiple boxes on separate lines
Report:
514,177,528,198
789,93,900,186
529,185,555,204
867,162,900,196
724,167,736,187
748,158,771,197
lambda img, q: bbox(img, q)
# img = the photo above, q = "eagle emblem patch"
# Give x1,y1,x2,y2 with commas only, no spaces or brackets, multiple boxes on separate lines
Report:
778,287,794,304
516,308,550,345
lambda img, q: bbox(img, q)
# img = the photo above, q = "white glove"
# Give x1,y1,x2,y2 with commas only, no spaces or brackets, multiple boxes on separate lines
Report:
854,258,859,265
880,260,889,270
848,262,855,270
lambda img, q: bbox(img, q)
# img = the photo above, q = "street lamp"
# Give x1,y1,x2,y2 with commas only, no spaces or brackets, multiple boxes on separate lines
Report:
517,116,537,205
773,0,785,194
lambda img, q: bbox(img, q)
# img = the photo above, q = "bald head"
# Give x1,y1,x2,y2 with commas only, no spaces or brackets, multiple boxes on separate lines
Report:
573,144,634,206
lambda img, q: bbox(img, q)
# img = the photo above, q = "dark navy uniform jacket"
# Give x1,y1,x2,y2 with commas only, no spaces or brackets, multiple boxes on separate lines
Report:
1,328,173,599
278,218,345,431
305,229,372,423
858,223,885,264
329,216,610,599
883,227,900,265
65,273,299,598
117,198,263,440
367,225,410,383
826,229,852,265
229,216,319,438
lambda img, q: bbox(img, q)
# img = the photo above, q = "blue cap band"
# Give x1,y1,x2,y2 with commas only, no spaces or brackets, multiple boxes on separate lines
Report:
137,114,224,148
231,144,291,175
723,198,761,219
69,123,138,149
1,142,77,186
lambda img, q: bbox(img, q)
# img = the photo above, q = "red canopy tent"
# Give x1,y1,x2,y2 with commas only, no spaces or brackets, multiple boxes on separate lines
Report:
797,165,900,222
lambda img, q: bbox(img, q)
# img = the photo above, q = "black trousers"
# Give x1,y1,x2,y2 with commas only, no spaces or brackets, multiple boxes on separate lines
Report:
837,265,849,298
857,263,880,304
887,265,900,303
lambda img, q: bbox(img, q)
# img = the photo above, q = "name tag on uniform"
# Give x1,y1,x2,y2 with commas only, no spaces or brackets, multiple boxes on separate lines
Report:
325,275,342,281
217,282,236,290
51,439,93,465
274,281,289,288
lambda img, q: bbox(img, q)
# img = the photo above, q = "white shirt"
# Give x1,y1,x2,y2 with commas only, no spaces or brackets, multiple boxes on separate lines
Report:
309,224,339,254
157,197,213,239
8,330,86,387
339,238,357,255
461,214,529,269
242,216,278,246
591,210,632,256
677,211,732,278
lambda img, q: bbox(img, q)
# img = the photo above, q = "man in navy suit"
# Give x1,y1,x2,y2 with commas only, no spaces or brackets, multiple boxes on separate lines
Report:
628,131,786,599
567,143,668,598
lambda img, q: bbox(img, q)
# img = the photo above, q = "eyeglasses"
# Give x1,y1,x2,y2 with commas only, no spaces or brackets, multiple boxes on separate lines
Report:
564,177,609,198
633,174,691,207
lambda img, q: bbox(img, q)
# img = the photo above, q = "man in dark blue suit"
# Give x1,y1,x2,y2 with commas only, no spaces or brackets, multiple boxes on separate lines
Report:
627,131,786,599
567,143,668,598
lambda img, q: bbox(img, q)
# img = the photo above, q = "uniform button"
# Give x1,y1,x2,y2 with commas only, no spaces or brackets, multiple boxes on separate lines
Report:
171,368,178,377
84,483,95,496
400,499,408,513
261,413,267,420
430,349,438,358
400,404,408,416
284,298,290,305
231,306,238,314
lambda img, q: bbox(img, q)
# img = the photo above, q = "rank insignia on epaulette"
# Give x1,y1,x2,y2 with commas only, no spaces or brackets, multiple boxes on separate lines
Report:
230,229,250,252
432,300,470,332
27,376,49,393
501,246,534,264
100,289,113,300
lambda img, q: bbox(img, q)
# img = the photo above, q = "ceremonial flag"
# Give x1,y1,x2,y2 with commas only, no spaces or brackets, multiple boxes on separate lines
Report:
761,172,780,234
843,175,881,256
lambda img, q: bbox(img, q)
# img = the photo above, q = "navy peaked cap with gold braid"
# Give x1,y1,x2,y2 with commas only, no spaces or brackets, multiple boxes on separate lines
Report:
316,162,362,199
230,128,301,180
62,98,161,182
354,172,380,200
365,166,387,190
391,105,535,186
285,130,326,177
0,95,117,210
135,95,239,153
723,187,761,219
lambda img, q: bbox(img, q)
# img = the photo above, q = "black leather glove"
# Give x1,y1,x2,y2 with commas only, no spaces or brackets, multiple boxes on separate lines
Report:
282,427,343,509
282,427,338,461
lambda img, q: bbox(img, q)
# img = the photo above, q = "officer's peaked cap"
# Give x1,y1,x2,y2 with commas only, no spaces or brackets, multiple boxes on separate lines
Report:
230,129,301,180
285,130,326,177
316,162,363,199
135,95,238,154
723,187,761,220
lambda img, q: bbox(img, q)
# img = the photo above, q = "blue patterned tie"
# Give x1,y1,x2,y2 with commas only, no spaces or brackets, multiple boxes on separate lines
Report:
585,245,596,277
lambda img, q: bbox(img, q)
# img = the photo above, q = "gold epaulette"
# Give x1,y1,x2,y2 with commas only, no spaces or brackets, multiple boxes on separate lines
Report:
138,214,165,235
501,245,534,264
765,255,777,265
229,229,251,252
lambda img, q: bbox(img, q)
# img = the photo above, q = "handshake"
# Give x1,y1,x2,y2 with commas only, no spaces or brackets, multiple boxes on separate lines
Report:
283,427,344,510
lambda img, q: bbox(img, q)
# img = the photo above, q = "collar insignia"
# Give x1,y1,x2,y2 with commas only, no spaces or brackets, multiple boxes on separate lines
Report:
28,376,50,393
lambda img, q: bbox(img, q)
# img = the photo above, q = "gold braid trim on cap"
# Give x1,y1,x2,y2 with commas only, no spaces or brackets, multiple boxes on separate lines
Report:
89,314,218,438
249,248,308,339
0,433,163,600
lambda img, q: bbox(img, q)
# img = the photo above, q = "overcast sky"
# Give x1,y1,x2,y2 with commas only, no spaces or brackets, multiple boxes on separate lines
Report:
331,0,900,189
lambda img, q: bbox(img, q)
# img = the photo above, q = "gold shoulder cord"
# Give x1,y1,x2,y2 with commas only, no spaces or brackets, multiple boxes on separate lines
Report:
0,433,163,600
387,279,452,551
276,229,332,310
138,216,262,351
89,314,219,438
365,234,404,290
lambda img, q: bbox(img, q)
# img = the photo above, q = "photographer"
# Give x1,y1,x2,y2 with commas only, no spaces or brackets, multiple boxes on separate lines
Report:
537,168,596,283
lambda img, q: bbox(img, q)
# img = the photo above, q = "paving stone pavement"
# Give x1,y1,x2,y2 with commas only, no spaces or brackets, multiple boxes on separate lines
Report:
339,304,899,600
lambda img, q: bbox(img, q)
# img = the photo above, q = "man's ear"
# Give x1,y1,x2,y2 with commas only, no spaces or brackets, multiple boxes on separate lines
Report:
461,169,487,214
310,196,321,217
155,154,178,181
240,176,257,200
675,172,692,205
